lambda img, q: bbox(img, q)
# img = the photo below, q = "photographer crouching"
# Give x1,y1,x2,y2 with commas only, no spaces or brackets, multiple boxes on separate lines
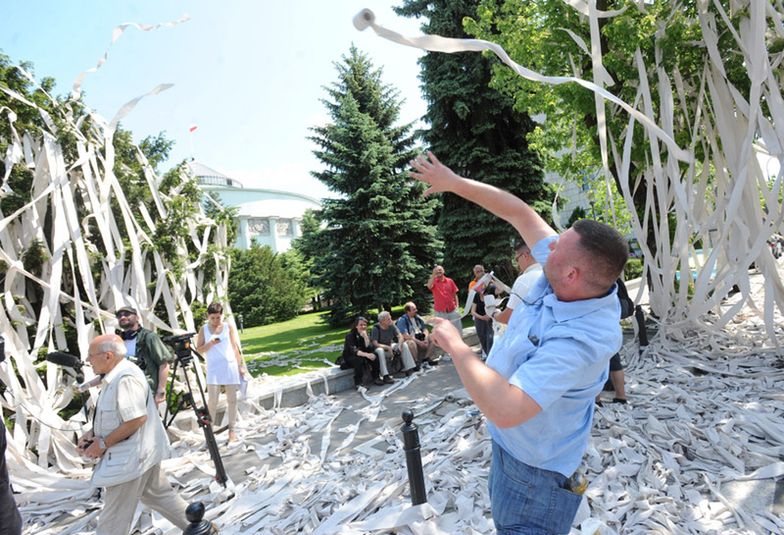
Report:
78,334,190,535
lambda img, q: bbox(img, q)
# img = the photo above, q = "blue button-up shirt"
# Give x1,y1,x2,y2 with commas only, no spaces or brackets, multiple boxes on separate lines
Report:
485,235,622,476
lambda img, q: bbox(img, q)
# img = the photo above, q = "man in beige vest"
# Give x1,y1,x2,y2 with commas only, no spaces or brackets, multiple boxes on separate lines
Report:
78,334,189,535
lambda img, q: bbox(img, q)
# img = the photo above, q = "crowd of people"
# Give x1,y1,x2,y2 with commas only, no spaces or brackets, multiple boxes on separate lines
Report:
1,148,638,534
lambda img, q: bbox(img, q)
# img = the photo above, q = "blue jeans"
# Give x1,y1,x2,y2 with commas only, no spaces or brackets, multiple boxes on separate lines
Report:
489,441,582,534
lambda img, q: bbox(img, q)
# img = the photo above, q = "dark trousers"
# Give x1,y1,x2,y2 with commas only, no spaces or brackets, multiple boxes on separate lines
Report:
0,427,22,535
343,353,380,386
475,318,494,356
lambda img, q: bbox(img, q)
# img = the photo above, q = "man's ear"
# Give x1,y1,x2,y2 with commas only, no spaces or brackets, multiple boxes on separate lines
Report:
566,265,579,284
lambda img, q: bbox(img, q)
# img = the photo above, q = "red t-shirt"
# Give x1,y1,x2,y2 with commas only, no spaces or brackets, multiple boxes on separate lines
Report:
431,276,459,312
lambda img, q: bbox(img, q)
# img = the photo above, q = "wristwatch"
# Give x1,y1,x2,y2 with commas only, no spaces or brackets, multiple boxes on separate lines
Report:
97,437,107,450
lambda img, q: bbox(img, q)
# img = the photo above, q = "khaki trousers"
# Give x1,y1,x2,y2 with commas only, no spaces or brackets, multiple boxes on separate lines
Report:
97,463,189,535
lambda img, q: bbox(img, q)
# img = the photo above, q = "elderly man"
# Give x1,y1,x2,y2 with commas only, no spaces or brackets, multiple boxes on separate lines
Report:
426,265,462,333
493,239,543,325
371,311,418,381
396,302,440,366
411,152,628,534
78,334,189,535
116,306,173,405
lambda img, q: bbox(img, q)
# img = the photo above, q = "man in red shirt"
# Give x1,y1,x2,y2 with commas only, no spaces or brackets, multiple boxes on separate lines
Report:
426,265,462,333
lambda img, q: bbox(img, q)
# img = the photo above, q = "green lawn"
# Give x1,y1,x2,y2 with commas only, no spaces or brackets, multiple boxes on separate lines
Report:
239,311,345,377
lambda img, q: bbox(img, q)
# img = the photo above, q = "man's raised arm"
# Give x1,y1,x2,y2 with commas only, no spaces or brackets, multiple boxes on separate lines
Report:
410,152,555,247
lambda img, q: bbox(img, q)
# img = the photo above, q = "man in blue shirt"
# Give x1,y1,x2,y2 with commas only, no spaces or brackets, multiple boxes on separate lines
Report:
410,152,628,534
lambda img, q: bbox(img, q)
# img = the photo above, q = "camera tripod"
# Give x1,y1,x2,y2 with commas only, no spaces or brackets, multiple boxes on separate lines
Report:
161,333,228,487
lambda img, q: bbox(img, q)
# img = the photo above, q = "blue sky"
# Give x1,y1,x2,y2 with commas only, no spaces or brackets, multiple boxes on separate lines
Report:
1,1,427,199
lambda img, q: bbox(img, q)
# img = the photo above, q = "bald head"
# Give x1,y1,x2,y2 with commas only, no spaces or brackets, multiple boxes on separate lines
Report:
87,334,126,374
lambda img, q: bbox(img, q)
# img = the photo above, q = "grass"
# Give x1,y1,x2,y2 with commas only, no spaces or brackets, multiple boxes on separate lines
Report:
239,311,345,377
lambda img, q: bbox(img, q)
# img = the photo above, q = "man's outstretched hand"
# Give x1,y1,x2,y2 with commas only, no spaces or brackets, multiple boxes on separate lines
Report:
409,152,460,196
428,317,468,356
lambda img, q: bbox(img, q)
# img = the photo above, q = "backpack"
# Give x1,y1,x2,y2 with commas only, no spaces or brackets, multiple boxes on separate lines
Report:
617,278,635,319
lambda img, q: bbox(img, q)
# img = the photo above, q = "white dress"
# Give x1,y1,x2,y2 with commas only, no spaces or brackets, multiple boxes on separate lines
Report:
202,323,240,386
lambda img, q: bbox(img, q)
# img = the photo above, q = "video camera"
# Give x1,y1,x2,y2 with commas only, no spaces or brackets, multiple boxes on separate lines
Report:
162,332,197,363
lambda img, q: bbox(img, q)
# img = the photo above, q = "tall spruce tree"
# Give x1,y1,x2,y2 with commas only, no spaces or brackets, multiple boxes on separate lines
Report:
306,46,441,325
395,0,551,289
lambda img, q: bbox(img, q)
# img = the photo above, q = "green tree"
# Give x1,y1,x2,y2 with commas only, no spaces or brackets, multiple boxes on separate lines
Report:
394,0,551,290
463,1,756,248
228,245,310,326
307,46,441,325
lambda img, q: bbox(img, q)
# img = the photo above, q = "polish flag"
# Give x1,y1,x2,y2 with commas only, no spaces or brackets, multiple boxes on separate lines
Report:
188,124,198,133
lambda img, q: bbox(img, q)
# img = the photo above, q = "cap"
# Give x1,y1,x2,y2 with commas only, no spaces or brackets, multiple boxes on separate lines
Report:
116,306,137,316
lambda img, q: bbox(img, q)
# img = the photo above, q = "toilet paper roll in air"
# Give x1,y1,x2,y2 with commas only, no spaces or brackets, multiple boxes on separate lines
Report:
352,9,375,31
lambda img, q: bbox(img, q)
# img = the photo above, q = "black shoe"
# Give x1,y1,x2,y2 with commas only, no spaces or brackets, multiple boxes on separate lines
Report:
405,369,413,377
373,378,384,386
383,375,395,384
613,398,628,404
413,365,421,372
428,358,440,366
595,399,604,407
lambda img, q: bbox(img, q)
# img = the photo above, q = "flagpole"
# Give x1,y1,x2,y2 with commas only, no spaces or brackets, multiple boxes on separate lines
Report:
188,124,198,160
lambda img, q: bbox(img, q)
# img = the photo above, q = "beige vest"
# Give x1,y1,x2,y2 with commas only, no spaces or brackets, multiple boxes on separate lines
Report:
92,359,169,487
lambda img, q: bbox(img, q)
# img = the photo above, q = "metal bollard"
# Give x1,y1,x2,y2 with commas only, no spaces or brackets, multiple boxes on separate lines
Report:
401,410,427,505
182,501,216,535
634,305,648,352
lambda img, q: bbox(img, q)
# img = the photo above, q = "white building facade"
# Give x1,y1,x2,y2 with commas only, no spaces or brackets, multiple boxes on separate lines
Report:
189,162,321,252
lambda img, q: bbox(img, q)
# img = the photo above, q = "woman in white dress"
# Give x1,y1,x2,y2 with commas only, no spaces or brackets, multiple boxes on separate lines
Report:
195,302,246,442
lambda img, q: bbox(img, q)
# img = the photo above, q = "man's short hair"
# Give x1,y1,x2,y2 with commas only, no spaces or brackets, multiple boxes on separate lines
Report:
513,239,529,252
403,302,416,313
207,302,223,315
96,337,127,358
572,219,628,290
378,311,391,321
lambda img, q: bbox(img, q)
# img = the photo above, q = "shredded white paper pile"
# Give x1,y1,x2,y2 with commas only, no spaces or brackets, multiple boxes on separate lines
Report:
13,266,784,534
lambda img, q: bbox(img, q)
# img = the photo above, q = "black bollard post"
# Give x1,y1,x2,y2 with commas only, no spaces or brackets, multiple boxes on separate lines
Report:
634,305,648,353
182,501,216,535
401,410,427,505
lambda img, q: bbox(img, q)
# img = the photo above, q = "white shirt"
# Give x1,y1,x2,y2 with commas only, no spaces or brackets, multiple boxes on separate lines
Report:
506,263,543,310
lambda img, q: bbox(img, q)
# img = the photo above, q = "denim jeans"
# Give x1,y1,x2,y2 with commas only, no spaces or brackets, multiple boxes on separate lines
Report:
489,441,582,534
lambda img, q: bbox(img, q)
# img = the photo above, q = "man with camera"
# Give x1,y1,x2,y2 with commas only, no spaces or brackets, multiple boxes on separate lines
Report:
78,334,189,535
116,306,173,405
396,302,440,366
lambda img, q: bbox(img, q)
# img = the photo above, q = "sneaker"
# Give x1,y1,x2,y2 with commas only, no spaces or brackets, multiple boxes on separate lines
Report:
383,375,395,384
421,361,431,370
428,358,440,366
373,378,385,386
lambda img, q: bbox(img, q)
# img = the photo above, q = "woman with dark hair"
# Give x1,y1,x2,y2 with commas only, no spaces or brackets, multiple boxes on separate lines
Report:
196,302,246,442
338,317,383,388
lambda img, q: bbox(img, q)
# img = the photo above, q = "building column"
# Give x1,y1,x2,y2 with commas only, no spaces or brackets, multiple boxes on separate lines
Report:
269,216,280,253
238,217,249,249
291,218,301,238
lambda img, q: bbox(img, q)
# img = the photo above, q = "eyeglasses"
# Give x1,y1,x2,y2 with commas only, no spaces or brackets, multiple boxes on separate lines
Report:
116,311,134,318
515,250,529,261
87,351,106,360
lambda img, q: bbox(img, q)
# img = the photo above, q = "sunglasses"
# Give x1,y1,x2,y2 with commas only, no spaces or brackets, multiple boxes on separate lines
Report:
116,311,134,318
